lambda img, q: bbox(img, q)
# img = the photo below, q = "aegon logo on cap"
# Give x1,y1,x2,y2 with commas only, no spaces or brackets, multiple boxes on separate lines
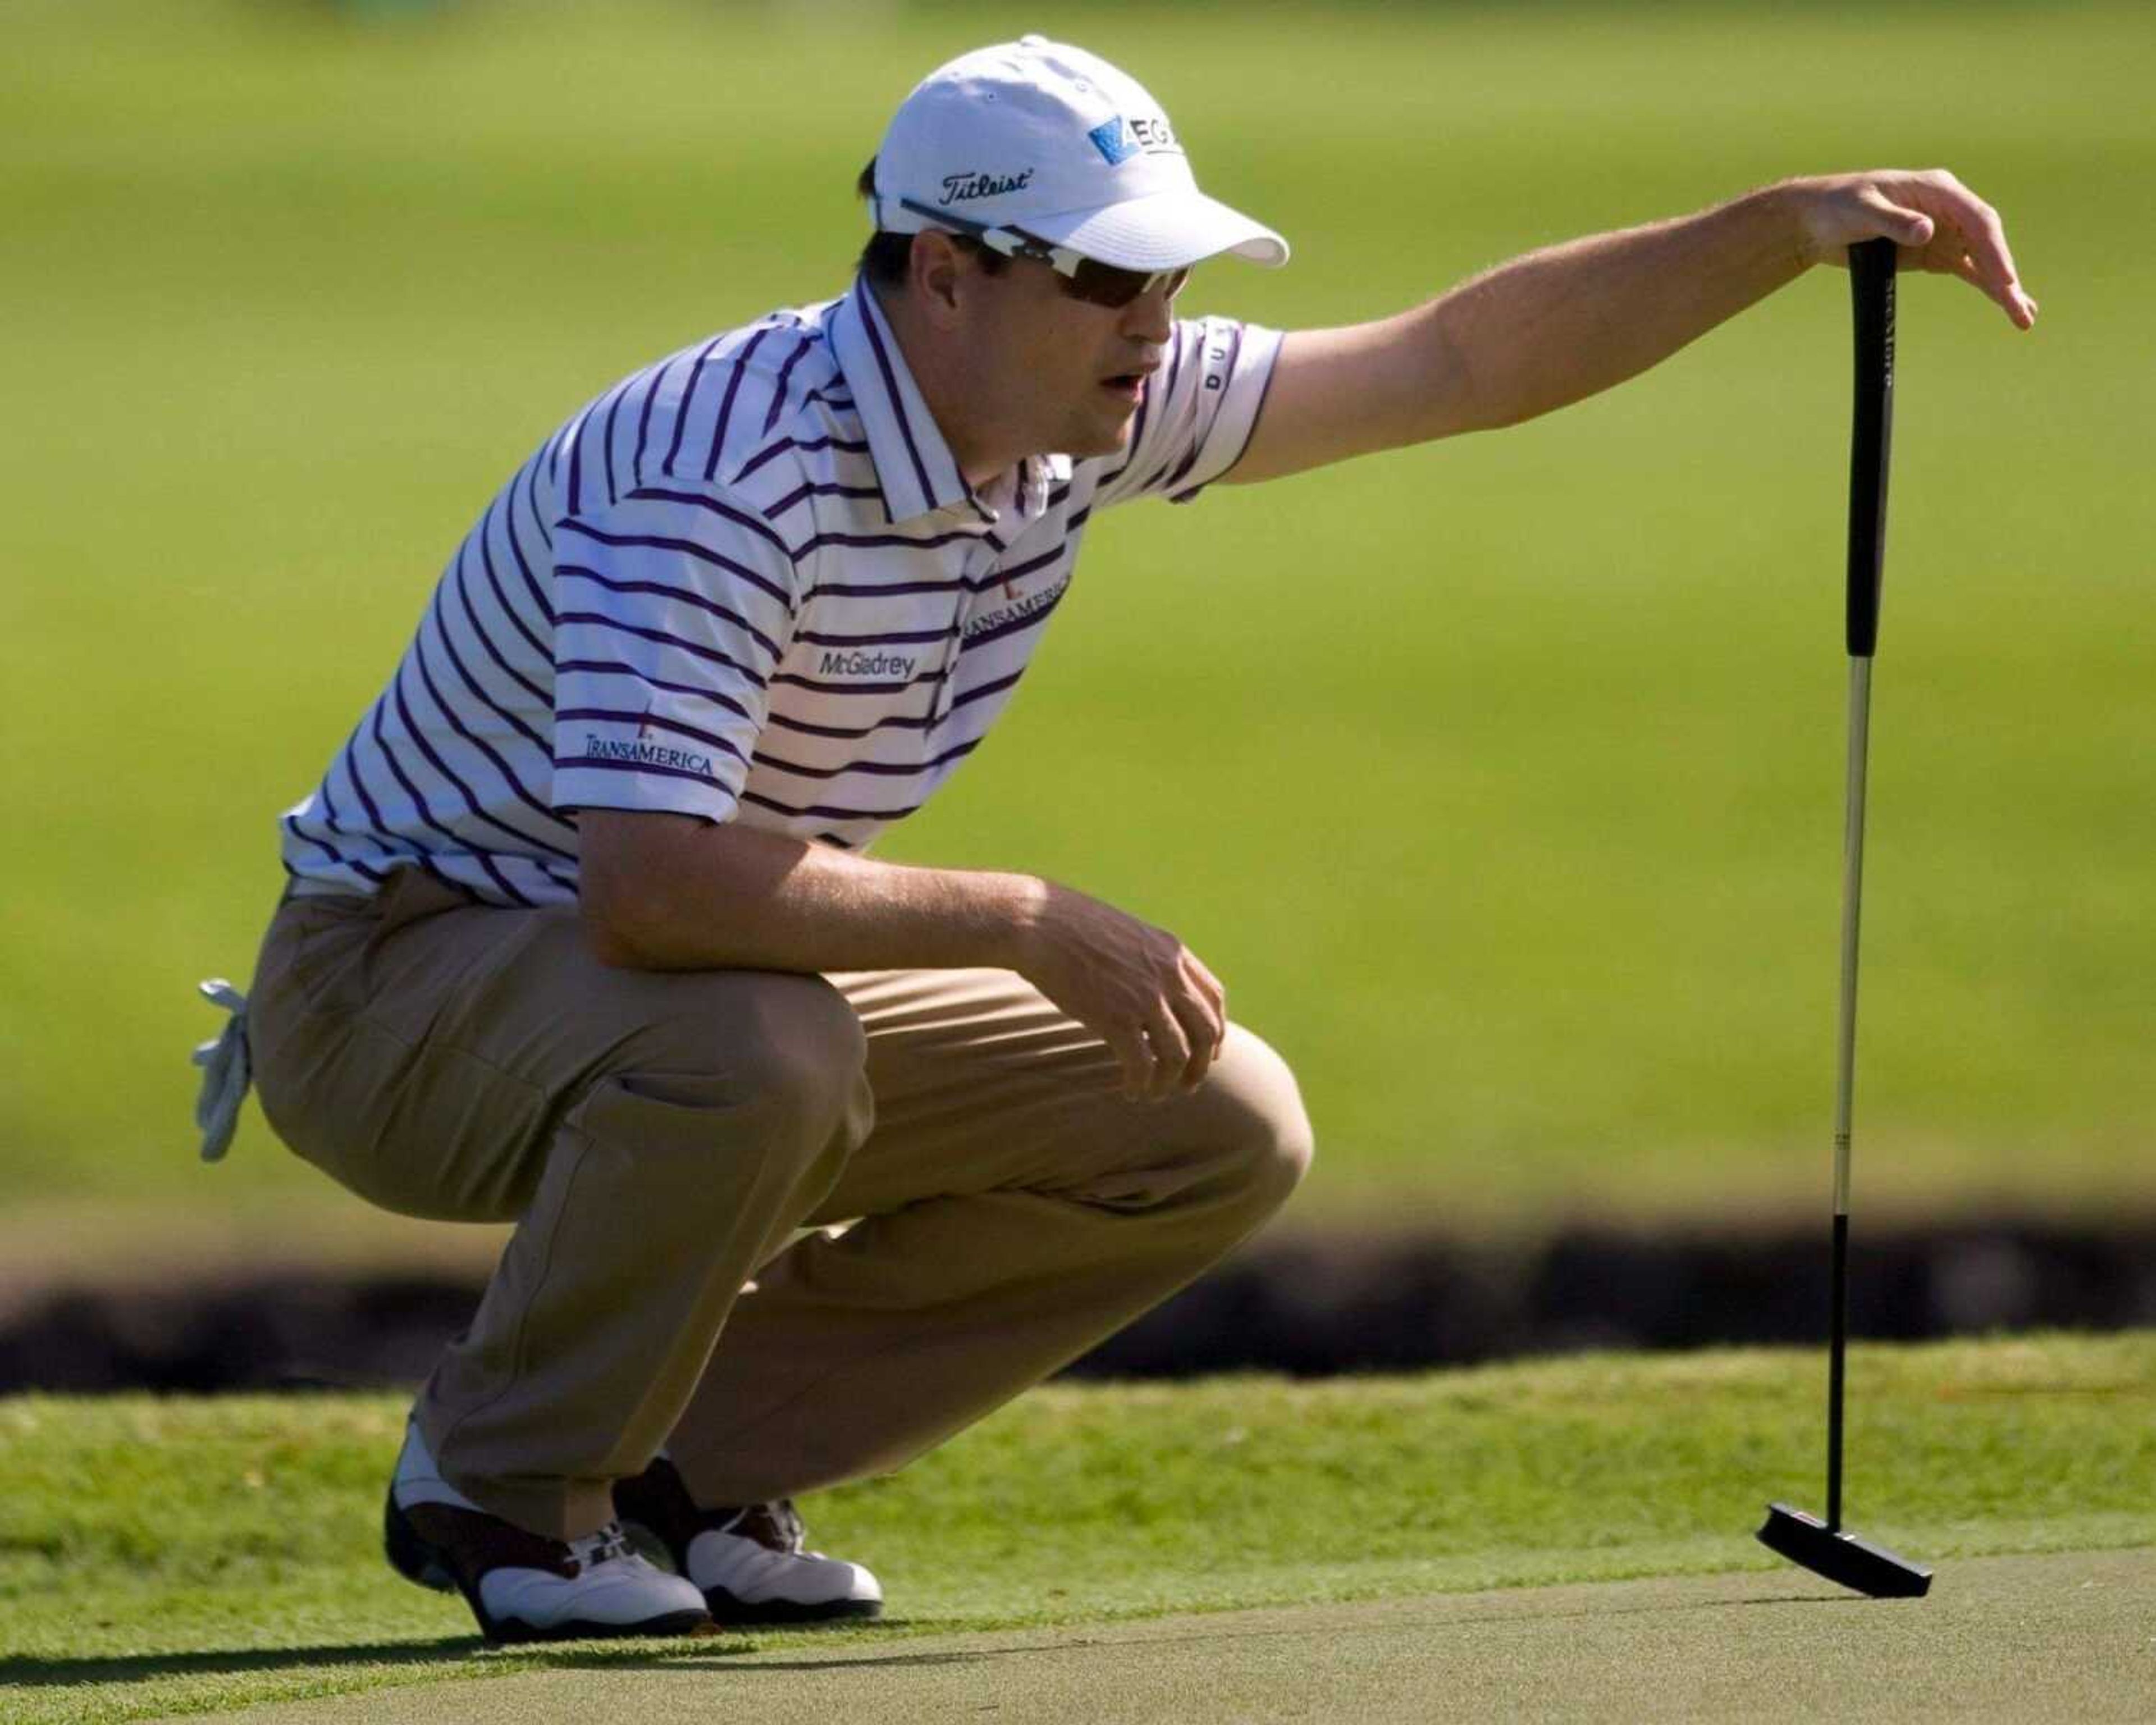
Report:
1088,115,1179,166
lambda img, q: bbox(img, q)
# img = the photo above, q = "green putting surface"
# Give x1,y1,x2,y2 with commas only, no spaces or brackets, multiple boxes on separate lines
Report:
5,1337,2150,1720
180,1549,2156,1724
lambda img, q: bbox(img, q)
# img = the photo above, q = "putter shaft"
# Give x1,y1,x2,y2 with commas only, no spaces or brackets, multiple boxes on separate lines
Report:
1828,654,1872,1530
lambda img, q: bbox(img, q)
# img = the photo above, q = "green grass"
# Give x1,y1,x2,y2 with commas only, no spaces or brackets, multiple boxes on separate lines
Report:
3,1332,2151,1721
3,1,2153,1247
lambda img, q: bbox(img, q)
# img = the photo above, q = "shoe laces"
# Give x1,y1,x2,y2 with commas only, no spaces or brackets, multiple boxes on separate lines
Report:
567,1521,636,1573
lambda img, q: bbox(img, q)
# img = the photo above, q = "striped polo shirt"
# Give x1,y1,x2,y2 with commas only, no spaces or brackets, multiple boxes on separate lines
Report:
278,277,1282,907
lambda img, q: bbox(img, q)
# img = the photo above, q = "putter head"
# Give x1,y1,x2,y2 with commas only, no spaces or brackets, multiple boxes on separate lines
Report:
1757,1502,1932,1598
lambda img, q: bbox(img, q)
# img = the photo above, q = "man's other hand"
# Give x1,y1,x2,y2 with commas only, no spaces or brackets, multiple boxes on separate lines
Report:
1793,169,2038,330
1017,883,1228,1102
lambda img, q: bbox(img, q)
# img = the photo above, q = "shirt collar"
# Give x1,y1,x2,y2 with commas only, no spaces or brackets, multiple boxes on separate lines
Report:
829,276,1072,530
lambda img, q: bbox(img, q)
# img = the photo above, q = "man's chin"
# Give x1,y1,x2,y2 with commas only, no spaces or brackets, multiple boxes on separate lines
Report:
1070,412,1136,460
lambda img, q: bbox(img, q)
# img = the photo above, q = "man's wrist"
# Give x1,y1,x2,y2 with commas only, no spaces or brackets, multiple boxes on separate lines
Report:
986,872,1054,971
1763,176,1833,269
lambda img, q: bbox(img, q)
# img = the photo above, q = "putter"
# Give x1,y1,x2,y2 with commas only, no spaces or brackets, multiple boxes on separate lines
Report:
1755,237,1933,1600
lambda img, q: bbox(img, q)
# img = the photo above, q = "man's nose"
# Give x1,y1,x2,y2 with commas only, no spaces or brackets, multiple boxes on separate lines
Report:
1120,282,1176,344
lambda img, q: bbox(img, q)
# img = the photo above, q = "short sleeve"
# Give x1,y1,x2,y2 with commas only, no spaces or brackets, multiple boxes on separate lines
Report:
1090,316,1283,512
550,486,803,822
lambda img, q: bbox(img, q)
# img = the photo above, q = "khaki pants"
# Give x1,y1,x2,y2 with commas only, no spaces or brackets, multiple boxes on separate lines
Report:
248,869,1312,1539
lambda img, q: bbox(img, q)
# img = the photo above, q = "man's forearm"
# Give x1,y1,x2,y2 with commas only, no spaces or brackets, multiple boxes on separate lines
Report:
579,811,1046,974
1424,181,1807,436
577,810,1230,1099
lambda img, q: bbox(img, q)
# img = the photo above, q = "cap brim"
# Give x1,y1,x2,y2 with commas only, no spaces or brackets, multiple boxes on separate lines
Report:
1024,188,1289,271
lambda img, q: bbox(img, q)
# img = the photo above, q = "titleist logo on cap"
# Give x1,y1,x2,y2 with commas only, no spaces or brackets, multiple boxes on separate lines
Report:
940,168,1035,205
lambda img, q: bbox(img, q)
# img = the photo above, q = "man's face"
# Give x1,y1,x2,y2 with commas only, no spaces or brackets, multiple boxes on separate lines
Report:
954,249,1183,465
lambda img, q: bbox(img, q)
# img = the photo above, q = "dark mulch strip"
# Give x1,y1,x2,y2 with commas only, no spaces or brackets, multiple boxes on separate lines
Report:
5,1219,2154,1393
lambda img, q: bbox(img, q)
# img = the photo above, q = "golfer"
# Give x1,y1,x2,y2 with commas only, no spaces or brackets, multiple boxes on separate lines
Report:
191,35,2034,1642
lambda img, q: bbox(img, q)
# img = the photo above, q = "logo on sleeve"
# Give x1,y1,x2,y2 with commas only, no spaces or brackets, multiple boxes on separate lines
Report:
583,734,714,778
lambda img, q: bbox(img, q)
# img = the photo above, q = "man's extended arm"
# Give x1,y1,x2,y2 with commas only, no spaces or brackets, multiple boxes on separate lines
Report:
1228,171,2036,485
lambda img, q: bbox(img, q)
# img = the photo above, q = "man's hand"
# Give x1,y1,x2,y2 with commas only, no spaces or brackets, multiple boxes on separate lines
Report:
1793,170,2038,330
1015,883,1227,1102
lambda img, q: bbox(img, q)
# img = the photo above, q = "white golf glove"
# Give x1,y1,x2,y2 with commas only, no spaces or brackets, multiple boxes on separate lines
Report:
190,978,252,1162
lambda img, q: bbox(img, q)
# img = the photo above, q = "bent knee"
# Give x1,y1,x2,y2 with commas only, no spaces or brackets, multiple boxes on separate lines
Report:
1193,1025,1315,1206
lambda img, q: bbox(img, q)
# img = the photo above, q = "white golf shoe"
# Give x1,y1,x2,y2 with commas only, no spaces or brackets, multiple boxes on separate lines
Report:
614,1454,883,1624
383,1422,711,1644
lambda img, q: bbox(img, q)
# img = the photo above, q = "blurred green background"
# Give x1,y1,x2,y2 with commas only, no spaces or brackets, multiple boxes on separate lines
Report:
3,0,2150,1278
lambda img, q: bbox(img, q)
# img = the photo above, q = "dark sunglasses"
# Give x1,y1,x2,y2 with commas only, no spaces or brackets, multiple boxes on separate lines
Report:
891,196,1191,311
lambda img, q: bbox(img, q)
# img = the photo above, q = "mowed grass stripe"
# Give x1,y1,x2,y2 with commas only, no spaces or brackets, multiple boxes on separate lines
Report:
2,1333,2151,1721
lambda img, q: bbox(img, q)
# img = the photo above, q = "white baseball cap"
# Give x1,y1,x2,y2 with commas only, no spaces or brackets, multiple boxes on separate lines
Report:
870,35,1289,273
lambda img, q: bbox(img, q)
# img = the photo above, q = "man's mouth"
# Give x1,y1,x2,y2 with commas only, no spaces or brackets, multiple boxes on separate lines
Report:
1098,371,1149,403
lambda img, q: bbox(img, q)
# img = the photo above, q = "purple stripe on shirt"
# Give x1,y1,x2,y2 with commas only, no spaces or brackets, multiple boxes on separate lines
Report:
986,540,1069,586
850,278,941,513
491,492,555,628
367,688,469,850
741,788,928,823
623,487,801,566
339,705,399,833
1160,321,1187,418
1157,325,1240,494
364,695,530,902
763,333,817,435
701,326,775,482
794,622,957,648
599,376,633,508
289,791,395,884
408,626,578,848
766,480,885,517
555,519,792,610
566,399,598,518
445,549,550,715
733,433,871,486
280,808,347,869
556,563,783,662
796,527,985,555
765,705,938,741
752,734,980,781
468,527,551,667
807,578,965,600
631,354,674,489
558,609,772,683
555,705,748,768
770,663,949,698
554,657,761,728
393,654,574,864
661,334,729,478
518,446,555,555
951,667,1025,712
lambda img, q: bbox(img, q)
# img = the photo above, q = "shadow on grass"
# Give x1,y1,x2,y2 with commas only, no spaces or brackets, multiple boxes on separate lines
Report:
0,1593,1865,1692
0,1628,782,1688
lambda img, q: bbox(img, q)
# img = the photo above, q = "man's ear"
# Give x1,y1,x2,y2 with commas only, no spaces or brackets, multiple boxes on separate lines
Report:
909,231,971,330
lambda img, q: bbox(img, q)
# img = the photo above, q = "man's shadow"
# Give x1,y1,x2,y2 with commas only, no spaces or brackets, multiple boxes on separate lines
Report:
0,1631,769,1689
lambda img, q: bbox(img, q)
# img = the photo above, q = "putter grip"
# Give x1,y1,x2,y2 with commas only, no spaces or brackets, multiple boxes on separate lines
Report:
1846,237,1897,659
